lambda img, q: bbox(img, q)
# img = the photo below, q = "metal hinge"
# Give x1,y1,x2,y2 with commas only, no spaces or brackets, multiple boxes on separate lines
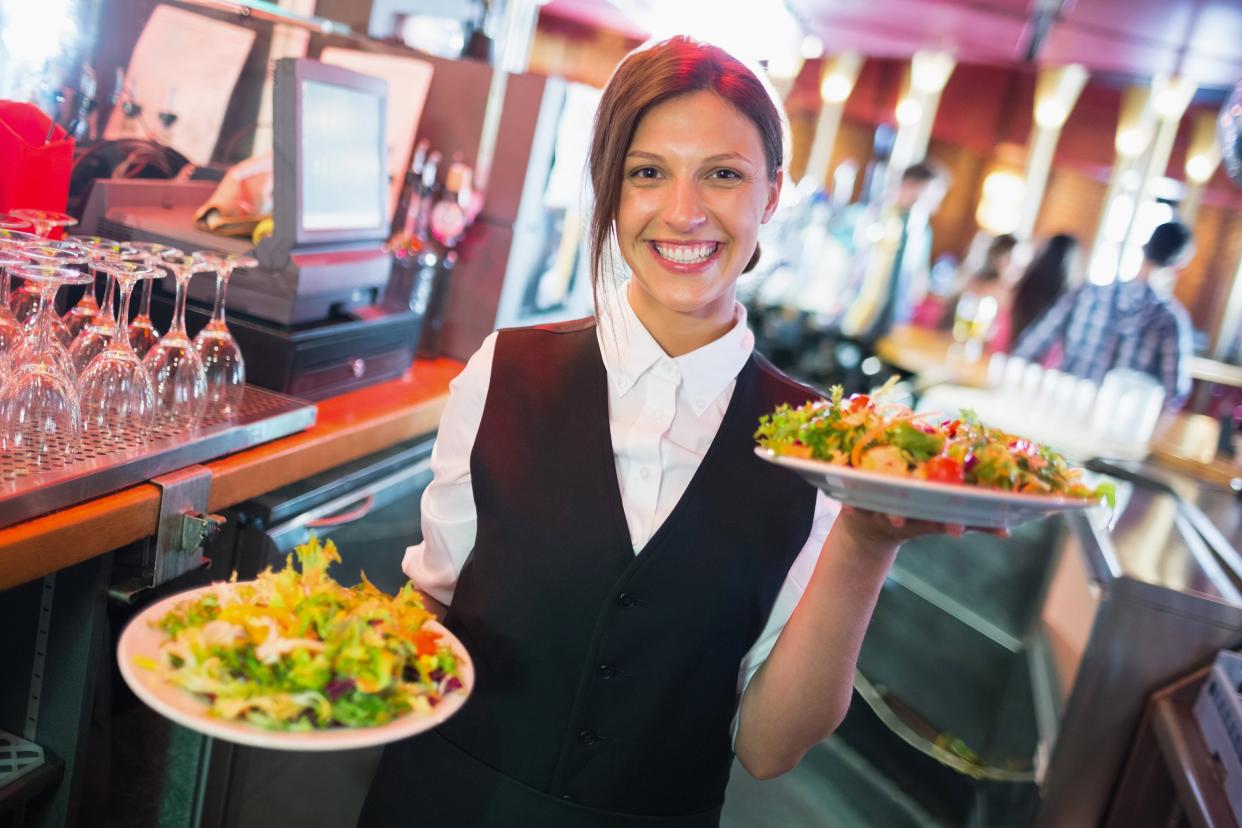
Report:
109,465,225,603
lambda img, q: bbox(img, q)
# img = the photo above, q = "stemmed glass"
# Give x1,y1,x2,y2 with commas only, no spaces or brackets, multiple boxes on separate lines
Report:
62,235,118,339
0,264,93,466
144,252,213,430
192,251,255,417
0,253,28,370
126,242,182,358
13,242,88,347
9,209,77,239
0,215,32,230
67,242,136,376
78,260,162,450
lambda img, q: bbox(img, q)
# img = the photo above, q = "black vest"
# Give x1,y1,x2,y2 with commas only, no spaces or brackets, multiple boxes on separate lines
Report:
360,319,820,827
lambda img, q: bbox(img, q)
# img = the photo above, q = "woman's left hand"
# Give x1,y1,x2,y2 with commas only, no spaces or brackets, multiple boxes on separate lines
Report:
835,504,1010,548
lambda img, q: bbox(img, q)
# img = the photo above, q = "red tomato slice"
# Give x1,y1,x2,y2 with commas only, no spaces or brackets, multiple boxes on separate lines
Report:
848,394,871,412
924,456,965,484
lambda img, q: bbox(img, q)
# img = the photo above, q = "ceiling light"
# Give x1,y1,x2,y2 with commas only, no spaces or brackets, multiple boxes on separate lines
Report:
1034,100,1068,129
1186,154,1214,183
1115,128,1147,158
895,97,922,126
821,73,853,104
800,34,824,60
910,51,954,95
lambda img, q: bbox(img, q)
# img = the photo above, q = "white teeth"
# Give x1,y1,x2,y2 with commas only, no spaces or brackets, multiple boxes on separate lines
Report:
653,242,717,263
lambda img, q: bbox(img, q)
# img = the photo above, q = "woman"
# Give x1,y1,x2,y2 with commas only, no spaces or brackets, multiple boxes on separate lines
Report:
360,37,980,827
942,233,1020,349
1010,233,1078,345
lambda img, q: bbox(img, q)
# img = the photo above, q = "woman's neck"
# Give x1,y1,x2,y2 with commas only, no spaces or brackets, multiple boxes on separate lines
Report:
626,283,737,358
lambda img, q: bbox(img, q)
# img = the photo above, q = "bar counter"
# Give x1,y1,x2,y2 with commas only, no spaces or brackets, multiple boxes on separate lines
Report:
0,358,463,591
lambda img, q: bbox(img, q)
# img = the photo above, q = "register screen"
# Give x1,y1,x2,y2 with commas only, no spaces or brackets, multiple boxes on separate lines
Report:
299,79,386,232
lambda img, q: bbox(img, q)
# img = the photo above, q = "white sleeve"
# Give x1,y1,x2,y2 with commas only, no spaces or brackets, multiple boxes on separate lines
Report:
401,332,498,605
731,491,840,739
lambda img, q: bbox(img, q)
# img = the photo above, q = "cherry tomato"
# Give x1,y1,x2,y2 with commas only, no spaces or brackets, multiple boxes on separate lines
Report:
924,456,965,484
848,394,871,412
413,628,442,656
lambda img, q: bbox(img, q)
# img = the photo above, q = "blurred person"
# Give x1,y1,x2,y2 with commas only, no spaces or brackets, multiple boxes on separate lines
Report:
838,161,949,343
938,233,1019,347
1009,233,1078,345
1011,222,1195,407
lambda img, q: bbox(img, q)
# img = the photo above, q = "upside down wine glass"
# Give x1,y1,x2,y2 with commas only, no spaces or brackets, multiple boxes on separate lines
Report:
78,261,162,450
68,242,138,376
192,251,255,417
0,253,27,370
144,253,212,430
126,242,182,358
9,209,77,239
0,265,93,466
15,242,88,347
62,235,120,339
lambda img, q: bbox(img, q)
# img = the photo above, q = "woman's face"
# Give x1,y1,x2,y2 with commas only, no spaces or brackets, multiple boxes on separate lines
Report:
616,90,780,331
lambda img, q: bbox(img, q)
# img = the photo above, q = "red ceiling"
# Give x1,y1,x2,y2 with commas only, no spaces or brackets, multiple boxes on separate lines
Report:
543,0,1242,92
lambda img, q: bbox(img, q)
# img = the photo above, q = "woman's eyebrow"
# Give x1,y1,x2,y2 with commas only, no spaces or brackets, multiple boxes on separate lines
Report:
626,150,754,164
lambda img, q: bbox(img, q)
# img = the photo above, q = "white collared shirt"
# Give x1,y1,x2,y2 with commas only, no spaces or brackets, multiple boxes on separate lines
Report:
403,293,839,700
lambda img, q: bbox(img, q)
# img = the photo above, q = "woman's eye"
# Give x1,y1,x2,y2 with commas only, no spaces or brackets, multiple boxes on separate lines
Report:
628,166,661,180
710,168,743,181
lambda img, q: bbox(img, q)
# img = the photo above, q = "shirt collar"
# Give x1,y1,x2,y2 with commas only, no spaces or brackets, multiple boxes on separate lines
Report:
597,291,754,416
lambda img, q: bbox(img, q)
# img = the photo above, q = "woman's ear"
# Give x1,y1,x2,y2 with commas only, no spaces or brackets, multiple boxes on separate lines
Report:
762,169,783,224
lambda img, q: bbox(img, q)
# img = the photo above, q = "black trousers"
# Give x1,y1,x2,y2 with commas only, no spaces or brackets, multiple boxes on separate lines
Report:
357,730,723,828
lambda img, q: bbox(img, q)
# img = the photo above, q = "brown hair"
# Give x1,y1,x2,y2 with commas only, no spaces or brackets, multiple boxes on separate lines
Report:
587,36,785,304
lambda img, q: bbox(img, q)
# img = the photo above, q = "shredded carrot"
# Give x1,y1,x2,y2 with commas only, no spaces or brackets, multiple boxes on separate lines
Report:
850,411,924,467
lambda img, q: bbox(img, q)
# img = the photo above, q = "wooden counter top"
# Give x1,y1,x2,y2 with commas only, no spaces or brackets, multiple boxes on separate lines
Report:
0,359,463,591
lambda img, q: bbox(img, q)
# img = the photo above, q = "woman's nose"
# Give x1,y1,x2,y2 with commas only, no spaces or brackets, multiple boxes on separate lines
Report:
662,178,707,232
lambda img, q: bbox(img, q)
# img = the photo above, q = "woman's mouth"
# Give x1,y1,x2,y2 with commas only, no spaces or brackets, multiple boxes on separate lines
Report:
649,240,722,271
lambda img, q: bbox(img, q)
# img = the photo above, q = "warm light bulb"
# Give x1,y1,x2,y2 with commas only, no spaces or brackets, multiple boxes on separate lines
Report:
910,51,954,95
820,73,853,104
1035,101,1068,129
1186,154,1214,183
1115,128,1146,158
895,97,923,126
766,50,801,83
800,34,824,60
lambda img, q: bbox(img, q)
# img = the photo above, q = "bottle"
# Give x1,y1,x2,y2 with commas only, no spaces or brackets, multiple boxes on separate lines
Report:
393,138,429,241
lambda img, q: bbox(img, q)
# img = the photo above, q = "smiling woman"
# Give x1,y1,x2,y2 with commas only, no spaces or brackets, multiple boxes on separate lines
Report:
360,35,970,828
588,40,787,356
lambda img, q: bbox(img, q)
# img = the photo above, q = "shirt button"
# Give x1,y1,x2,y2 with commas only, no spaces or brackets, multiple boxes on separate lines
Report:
597,663,616,679
639,467,650,480
561,794,575,802
617,592,637,608
694,397,706,408
578,729,597,746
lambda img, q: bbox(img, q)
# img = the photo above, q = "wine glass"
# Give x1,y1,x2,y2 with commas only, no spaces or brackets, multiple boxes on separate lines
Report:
126,242,182,358
13,242,88,346
0,214,33,230
67,242,136,376
0,264,93,467
144,252,213,430
0,252,28,370
78,260,162,451
62,235,120,339
192,251,254,417
9,209,77,239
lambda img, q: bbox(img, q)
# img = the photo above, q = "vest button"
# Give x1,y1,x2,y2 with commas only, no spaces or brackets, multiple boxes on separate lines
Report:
617,592,637,608
578,729,597,746
561,794,575,802
597,663,616,679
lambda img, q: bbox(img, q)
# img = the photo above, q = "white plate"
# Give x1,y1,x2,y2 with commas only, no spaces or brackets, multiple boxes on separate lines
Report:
118,582,473,752
756,447,1100,529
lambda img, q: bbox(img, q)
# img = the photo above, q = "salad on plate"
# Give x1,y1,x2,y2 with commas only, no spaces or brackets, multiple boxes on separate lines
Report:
134,536,464,731
755,381,1114,506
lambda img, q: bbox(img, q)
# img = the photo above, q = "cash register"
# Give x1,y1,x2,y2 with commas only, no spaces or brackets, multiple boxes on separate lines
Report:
79,58,426,399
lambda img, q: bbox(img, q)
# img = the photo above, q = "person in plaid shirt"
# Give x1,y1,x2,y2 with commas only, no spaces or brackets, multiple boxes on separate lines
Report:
1011,222,1195,408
